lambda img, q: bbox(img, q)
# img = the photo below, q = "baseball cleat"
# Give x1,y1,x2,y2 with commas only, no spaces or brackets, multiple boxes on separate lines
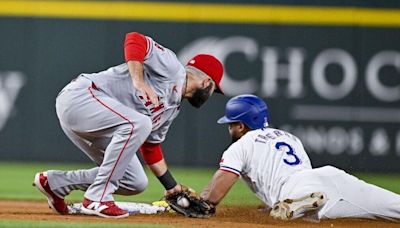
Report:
33,172,69,215
81,198,129,218
270,192,327,220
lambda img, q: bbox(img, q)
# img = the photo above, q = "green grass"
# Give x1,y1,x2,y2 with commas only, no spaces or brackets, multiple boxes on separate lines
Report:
354,173,400,193
1,162,399,206
0,162,261,205
1,161,400,205
1,162,400,228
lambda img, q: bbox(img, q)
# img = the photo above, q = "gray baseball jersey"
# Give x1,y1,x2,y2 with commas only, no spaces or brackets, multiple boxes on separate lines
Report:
81,36,186,143
47,34,186,203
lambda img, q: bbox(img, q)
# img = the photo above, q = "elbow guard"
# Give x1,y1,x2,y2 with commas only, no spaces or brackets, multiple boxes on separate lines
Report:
140,142,163,165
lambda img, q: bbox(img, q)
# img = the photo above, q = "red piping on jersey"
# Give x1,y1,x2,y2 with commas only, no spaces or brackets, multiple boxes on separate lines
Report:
150,103,164,113
219,168,240,177
146,37,150,53
88,85,134,202
140,142,164,165
125,32,148,63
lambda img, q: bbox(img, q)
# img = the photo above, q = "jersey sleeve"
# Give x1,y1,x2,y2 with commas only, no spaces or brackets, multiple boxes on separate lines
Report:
140,142,163,165
124,32,184,81
219,141,246,176
142,36,184,81
124,32,149,63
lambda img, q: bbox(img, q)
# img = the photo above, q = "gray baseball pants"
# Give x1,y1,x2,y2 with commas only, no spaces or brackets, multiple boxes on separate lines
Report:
47,76,151,202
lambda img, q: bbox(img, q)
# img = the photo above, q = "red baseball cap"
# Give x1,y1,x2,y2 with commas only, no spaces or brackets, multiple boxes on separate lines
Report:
187,54,224,94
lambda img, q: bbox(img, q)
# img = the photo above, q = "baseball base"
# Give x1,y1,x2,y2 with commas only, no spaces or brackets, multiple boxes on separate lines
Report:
68,201,167,215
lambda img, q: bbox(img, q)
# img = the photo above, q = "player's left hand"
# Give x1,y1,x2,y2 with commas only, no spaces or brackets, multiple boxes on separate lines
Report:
164,183,182,196
133,80,160,107
165,185,216,218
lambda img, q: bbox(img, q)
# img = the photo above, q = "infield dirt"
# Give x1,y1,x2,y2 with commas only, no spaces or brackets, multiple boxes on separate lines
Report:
0,200,398,227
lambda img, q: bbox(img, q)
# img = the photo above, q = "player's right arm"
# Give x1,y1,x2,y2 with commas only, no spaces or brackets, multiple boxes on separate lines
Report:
148,158,183,195
201,170,239,205
139,142,182,195
201,141,245,205
125,32,159,107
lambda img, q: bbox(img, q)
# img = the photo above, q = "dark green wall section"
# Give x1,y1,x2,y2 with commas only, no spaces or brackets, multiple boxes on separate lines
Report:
0,4,399,172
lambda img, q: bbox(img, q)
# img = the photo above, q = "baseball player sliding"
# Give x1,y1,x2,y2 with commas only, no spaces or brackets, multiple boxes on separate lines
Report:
200,94,400,222
33,32,224,218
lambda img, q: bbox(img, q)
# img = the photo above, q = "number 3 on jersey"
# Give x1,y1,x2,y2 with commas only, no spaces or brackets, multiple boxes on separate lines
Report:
275,142,301,166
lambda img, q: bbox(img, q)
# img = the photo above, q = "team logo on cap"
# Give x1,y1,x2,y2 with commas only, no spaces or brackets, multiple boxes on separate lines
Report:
263,117,269,128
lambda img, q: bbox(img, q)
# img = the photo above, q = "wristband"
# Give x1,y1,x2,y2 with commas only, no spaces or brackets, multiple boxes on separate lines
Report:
157,170,177,190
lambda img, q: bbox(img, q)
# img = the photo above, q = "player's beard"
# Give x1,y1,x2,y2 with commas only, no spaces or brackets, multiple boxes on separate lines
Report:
188,83,213,108
231,136,239,144
230,133,241,143
230,129,242,144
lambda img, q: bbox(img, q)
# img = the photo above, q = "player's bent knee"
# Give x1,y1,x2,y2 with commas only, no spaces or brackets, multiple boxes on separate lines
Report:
132,115,152,139
133,176,148,193
114,124,134,138
117,177,148,195
115,114,151,136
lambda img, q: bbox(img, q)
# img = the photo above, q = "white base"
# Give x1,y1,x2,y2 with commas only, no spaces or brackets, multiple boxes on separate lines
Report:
68,201,167,215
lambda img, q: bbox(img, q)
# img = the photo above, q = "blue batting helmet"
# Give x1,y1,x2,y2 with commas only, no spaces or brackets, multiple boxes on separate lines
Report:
217,94,269,129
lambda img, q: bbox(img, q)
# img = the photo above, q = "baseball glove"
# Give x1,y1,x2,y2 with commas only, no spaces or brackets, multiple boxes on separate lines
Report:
165,185,215,218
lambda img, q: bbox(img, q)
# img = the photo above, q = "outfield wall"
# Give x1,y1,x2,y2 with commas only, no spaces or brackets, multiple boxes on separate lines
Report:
0,0,399,172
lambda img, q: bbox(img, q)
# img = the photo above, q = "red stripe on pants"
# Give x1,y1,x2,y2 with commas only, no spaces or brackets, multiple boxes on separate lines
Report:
88,86,134,202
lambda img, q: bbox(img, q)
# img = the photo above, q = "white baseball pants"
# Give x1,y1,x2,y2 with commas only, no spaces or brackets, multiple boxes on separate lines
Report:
48,76,151,202
279,165,400,221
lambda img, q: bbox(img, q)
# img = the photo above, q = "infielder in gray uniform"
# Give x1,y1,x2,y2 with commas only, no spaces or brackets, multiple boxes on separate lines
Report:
33,32,225,218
